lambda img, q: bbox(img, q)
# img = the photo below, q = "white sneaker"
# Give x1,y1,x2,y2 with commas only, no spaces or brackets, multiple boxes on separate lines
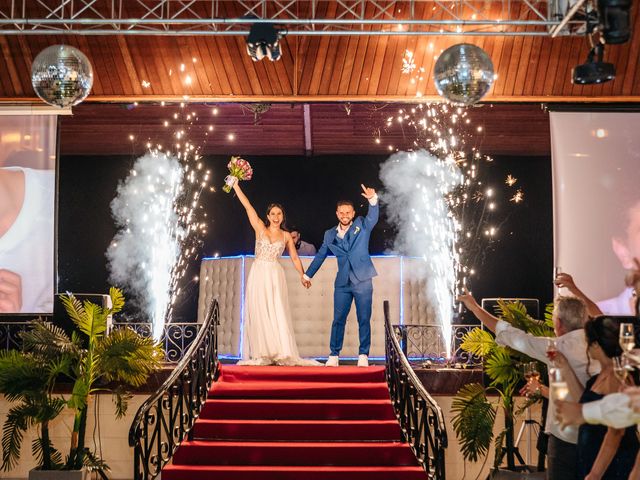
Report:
357,354,369,367
325,355,339,367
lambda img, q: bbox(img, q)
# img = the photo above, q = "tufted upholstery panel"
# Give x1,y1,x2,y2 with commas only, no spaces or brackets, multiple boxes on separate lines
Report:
197,257,243,355
401,257,439,326
198,256,408,358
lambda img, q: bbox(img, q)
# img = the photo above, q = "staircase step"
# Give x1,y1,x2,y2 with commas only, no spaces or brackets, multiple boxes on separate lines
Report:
172,441,418,466
219,365,386,384
200,398,397,420
210,381,389,399
192,419,402,441
163,464,427,480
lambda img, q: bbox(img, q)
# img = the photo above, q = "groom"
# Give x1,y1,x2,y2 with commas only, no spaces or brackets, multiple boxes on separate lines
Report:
303,184,379,367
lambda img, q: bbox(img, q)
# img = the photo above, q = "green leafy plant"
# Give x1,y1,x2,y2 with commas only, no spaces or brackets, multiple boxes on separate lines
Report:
0,288,164,474
61,287,164,471
451,300,554,470
0,322,77,471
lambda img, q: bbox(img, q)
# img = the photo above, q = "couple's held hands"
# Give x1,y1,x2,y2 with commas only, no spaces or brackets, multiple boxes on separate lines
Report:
0,269,22,312
300,275,311,289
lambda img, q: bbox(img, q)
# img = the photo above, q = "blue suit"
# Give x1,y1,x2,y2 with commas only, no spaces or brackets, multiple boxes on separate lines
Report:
305,202,379,356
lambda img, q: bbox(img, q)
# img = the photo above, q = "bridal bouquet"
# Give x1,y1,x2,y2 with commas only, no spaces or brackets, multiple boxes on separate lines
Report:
223,156,253,193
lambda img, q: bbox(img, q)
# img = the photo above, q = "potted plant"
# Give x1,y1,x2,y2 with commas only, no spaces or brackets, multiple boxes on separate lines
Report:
451,300,554,478
0,322,74,473
0,287,163,479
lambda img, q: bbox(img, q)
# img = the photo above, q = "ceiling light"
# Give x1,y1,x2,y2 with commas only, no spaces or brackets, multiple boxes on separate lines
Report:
572,43,615,84
246,22,283,62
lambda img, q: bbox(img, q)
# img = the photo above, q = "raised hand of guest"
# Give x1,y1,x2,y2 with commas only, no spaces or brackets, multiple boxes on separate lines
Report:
360,184,376,200
554,273,577,292
457,288,480,311
0,269,22,312
549,350,569,368
554,271,603,318
519,377,548,398
555,400,586,428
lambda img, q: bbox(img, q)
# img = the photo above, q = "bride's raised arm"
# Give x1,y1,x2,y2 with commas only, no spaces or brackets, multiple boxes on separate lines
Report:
231,181,264,234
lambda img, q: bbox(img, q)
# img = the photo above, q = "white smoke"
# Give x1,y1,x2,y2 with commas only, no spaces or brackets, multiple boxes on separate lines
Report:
380,150,463,358
107,152,184,341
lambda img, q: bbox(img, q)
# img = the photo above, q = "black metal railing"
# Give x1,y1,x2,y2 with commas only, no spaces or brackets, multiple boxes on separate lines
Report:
128,299,219,480
0,322,29,350
113,322,200,362
395,324,484,367
1,320,201,363
384,301,448,480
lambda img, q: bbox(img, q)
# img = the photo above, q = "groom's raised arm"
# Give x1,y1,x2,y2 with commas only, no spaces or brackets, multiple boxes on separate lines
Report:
361,184,379,231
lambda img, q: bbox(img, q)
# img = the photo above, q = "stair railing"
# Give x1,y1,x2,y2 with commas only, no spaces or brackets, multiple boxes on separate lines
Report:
384,300,448,480
128,299,220,480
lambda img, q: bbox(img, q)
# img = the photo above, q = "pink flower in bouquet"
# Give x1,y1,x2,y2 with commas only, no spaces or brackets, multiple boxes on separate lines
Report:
223,156,254,193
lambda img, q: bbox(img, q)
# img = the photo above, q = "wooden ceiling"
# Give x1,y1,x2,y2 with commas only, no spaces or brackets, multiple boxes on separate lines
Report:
59,102,551,157
0,1,639,103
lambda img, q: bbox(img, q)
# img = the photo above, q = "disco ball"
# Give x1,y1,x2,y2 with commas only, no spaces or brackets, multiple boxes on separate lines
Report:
433,43,494,106
31,45,93,108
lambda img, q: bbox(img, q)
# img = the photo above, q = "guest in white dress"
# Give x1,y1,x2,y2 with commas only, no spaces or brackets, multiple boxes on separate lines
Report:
229,178,320,366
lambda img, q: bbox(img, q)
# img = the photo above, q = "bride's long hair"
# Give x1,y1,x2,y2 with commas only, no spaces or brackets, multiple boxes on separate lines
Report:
265,203,288,230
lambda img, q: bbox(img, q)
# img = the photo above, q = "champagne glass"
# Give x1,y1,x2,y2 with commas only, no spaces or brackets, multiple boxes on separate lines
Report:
526,362,540,383
549,367,568,401
553,266,562,282
620,323,635,353
546,338,558,362
613,356,630,384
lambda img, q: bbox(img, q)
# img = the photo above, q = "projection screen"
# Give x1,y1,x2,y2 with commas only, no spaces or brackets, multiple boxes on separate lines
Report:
551,111,640,315
0,114,57,314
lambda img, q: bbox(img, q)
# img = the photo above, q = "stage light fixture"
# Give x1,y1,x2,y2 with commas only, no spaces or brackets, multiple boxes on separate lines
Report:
246,22,282,62
572,43,616,84
597,0,632,44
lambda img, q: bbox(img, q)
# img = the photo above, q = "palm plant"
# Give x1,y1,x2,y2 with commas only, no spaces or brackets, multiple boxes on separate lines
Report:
0,287,163,474
60,287,164,471
0,322,78,471
451,300,554,470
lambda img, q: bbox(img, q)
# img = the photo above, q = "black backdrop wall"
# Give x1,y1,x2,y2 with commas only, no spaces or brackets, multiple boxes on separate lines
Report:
58,153,553,322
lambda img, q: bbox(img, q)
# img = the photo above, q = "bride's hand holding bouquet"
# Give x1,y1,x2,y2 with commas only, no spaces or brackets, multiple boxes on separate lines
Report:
223,156,253,193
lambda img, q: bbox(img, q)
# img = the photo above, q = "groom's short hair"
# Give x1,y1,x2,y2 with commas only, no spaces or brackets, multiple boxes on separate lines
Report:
336,200,354,209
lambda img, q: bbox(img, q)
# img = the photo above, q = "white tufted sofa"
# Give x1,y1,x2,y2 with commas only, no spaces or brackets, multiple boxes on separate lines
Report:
197,256,436,359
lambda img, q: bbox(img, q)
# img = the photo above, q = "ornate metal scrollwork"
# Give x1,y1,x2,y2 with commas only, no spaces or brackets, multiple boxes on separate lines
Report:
384,301,448,480
128,300,219,480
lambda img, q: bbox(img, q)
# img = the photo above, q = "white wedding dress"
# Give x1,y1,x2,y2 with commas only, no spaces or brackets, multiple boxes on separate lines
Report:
238,231,321,366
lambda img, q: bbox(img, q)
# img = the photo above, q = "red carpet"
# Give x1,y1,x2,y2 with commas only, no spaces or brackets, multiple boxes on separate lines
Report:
162,365,426,480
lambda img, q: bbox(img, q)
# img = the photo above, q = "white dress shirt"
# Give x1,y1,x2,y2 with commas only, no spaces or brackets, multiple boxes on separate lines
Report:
495,320,597,444
582,393,640,429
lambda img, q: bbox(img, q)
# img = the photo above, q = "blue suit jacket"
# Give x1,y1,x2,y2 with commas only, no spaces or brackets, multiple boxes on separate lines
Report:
305,203,379,287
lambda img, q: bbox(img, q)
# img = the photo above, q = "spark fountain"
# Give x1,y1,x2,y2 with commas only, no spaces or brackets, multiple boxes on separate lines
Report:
375,76,523,360
380,151,463,358
108,106,211,340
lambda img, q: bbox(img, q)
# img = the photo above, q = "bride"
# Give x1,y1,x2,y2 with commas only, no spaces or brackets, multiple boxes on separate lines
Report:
229,178,321,366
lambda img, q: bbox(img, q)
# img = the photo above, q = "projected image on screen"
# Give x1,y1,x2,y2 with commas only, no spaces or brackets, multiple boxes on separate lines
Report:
552,112,640,315
0,115,56,314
